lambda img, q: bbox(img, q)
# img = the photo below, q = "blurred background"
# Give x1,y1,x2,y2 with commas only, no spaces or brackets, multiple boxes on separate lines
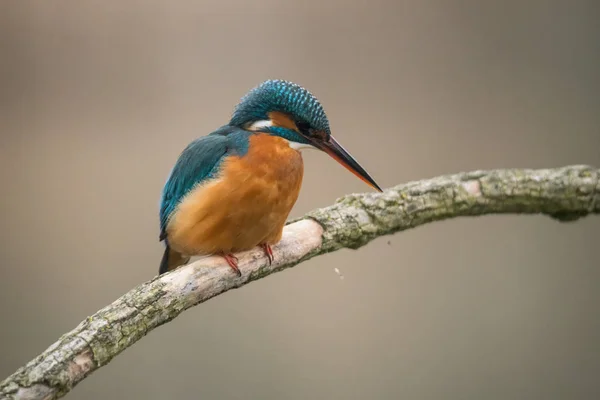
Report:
1,1,599,399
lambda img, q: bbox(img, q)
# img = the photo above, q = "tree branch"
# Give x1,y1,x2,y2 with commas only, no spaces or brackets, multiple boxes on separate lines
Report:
1,165,598,400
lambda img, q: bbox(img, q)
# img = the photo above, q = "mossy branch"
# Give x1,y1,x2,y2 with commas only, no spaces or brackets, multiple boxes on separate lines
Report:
1,165,599,400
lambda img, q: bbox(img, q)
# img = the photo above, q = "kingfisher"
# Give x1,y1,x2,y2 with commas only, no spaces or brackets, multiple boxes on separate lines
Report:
158,79,382,276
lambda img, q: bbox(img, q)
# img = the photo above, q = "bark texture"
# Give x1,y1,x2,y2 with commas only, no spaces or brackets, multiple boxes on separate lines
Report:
1,165,598,400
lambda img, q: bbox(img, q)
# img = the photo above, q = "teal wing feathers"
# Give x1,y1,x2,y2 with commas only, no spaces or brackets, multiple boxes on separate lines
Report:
159,125,250,241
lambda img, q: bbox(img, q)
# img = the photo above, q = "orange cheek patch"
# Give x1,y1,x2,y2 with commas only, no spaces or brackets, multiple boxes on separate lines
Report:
268,111,299,132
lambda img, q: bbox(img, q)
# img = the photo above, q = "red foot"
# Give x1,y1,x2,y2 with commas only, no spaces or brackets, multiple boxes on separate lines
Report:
260,243,274,265
221,253,241,277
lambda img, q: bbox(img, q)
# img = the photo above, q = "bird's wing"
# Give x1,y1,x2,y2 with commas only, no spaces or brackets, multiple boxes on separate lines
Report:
159,134,230,241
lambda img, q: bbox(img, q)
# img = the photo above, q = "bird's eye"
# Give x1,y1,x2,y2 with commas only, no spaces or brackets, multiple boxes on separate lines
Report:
311,129,328,141
295,120,311,135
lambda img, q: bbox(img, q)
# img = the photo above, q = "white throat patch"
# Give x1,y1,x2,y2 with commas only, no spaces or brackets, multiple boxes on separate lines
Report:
284,140,317,151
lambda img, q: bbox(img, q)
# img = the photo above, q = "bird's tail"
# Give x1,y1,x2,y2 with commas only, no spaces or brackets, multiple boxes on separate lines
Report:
159,243,191,275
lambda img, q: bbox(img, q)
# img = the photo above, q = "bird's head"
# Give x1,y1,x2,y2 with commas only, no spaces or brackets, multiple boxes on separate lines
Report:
229,79,382,192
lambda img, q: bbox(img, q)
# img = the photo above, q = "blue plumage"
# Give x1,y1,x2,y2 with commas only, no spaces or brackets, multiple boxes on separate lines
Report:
159,126,251,241
229,80,331,134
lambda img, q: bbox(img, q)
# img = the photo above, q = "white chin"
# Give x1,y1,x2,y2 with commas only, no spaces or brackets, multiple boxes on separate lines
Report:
287,141,316,151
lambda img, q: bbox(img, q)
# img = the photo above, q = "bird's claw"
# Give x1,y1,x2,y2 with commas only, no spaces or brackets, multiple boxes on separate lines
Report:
222,253,241,277
260,243,274,265
220,245,272,276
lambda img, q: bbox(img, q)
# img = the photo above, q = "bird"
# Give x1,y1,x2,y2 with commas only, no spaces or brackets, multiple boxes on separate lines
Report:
158,79,382,276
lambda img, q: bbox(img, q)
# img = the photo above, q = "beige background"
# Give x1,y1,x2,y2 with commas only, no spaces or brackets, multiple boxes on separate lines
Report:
1,1,599,399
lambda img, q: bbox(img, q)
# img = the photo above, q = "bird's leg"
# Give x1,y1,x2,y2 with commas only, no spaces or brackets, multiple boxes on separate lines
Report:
259,243,274,265
221,253,241,277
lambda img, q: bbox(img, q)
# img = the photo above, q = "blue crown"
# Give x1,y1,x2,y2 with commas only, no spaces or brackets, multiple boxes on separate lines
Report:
229,80,331,133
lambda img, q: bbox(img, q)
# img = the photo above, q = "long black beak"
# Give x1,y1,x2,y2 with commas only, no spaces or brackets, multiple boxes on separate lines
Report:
313,135,383,192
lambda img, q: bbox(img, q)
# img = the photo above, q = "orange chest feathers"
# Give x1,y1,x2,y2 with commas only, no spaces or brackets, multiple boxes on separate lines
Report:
229,133,305,191
167,134,305,255
219,133,305,218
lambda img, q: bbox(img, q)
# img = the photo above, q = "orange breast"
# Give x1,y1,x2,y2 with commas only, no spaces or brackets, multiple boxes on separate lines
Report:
166,133,304,256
